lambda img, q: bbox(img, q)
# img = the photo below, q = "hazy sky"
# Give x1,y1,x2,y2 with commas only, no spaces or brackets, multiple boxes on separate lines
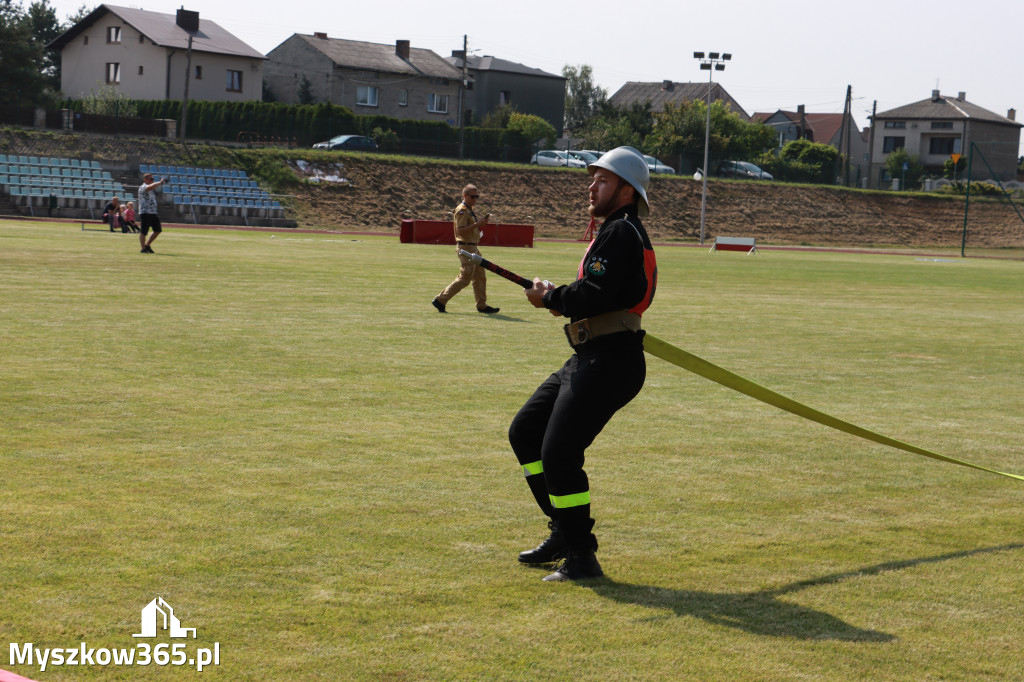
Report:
46,0,1024,155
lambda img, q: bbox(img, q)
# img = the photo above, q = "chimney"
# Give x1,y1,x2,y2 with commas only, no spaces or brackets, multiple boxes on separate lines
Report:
957,91,966,101
314,32,327,39
798,104,806,139
931,89,941,102
661,80,674,91
1009,108,1017,121
175,8,199,33
396,39,410,60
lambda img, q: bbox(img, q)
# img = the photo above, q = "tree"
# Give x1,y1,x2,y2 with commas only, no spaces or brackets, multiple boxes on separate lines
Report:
479,104,515,129
64,2,91,25
297,75,315,104
576,102,651,152
562,64,606,132
26,0,62,89
943,156,967,180
645,99,775,169
0,0,48,106
507,111,556,148
885,148,924,190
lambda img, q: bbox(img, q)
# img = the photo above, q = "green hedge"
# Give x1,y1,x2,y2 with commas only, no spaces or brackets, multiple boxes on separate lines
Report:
72,98,535,161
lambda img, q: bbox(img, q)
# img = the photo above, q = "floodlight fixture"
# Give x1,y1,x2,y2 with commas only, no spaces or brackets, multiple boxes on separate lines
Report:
693,51,704,59
708,51,720,59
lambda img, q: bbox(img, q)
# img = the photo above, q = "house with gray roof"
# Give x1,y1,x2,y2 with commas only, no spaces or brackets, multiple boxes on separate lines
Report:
869,90,1021,185
609,80,749,119
264,34,464,124
446,52,565,132
48,5,265,102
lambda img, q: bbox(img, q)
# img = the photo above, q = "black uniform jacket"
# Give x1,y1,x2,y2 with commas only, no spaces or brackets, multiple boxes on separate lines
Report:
542,205,656,323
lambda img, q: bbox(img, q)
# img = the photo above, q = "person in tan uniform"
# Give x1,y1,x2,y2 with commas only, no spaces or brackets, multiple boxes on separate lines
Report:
431,184,500,314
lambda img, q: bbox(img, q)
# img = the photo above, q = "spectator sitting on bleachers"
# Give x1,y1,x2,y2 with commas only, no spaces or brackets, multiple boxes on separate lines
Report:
103,196,121,232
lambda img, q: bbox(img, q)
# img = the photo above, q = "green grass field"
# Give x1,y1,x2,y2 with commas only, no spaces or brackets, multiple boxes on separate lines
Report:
1,221,1022,681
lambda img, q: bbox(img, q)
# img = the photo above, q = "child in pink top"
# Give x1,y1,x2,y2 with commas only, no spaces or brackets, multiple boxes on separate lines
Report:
123,202,139,233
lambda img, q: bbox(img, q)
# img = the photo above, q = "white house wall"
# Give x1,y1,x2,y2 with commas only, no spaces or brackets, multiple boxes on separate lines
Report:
59,11,262,102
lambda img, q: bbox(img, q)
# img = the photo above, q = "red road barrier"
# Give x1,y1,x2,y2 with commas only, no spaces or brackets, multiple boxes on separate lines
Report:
399,219,534,247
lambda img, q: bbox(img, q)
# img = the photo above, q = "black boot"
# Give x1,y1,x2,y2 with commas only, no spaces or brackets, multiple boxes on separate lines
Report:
542,548,604,582
518,520,567,564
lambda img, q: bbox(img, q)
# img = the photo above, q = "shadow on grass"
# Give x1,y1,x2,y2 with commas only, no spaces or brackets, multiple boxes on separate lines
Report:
446,311,532,323
589,544,1024,641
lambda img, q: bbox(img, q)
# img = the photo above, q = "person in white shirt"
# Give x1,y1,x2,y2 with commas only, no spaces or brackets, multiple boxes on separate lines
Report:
138,172,167,254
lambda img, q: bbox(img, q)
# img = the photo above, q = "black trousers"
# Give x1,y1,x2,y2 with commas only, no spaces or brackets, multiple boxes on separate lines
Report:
508,332,646,551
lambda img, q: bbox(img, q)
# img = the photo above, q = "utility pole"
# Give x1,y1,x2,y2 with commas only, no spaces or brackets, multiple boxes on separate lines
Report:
866,100,877,189
176,9,200,144
841,85,852,186
180,33,193,143
459,34,468,160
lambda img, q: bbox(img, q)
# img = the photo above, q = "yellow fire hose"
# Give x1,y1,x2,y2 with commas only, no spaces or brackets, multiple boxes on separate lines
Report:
642,333,1024,482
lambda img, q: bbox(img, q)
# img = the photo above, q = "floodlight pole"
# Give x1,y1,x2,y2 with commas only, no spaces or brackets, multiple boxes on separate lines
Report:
693,51,730,245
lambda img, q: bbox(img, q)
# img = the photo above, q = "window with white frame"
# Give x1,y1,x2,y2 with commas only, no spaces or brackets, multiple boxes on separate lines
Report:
107,26,121,43
226,70,242,92
105,62,121,84
428,93,448,113
357,85,378,107
398,89,408,106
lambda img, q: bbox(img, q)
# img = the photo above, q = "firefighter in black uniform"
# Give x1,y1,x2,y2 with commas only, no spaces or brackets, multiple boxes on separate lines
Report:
510,146,657,581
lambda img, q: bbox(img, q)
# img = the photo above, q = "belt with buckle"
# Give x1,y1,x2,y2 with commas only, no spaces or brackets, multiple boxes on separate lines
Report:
456,241,477,246
564,310,641,347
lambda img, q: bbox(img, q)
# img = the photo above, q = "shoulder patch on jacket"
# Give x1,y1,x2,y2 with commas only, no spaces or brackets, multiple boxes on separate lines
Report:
586,256,609,276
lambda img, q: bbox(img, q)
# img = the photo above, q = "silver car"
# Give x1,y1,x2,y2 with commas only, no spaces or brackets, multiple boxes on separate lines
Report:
530,150,587,168
716,160,773,180
644,155,675,175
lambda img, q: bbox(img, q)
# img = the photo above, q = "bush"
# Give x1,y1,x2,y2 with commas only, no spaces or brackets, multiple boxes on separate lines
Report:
934,181,1005,196
371,127,400,153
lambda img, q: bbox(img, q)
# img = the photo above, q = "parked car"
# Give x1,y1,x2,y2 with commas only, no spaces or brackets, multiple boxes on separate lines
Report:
644,155,675,175
530,150,587,168
580,149,605,159
716,160,773,180
571,150,601,165
312,134,379,151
